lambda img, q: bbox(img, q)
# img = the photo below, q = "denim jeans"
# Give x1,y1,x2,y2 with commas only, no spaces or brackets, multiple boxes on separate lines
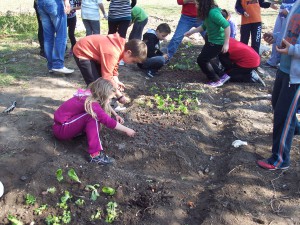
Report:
37,0,67,70
129,18,148,40
167,14,203,60
267,15,287,66
138,56,165,72
82,19,100,36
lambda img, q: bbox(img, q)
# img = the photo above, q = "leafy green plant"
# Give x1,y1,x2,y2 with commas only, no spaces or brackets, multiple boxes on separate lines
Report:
105,202,118,223
75,198,85,206
58,191,72,209
61,210,71,224
85,184,100,201
102,187,115,196
91,208,102,221
34,204,48,215
46,187,57,194
67,168,81,183
45,214,61,225
56,169,63,182
7,214,23,225
25,194,36,205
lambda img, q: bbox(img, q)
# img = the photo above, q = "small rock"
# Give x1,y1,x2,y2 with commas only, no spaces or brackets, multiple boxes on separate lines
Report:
20,176,28,181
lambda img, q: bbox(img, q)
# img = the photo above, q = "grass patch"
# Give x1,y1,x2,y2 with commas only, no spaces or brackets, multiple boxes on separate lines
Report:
0,73,17,86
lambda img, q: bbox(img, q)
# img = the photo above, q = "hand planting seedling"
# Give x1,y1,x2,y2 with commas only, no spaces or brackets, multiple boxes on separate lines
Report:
34,204,48,215
25,194,36,205
102,186,116,196
85,184,100,201
67,168,81,183
90,208,102,221
56,169,63,182
105,201,118,223
7,214,23,225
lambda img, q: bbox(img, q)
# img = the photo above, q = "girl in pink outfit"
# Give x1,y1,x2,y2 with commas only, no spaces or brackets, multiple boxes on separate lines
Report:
53,78,135,165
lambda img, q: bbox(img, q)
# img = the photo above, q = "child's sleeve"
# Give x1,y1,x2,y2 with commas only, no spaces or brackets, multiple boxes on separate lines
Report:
131,0,136,8
91,102,117,129
259,0,271,8
143,34,157,58
235,0,245,15
177,0,184,5
211,10,230,29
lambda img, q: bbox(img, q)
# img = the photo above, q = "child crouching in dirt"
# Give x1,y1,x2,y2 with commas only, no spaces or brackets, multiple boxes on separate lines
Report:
53,78,136,165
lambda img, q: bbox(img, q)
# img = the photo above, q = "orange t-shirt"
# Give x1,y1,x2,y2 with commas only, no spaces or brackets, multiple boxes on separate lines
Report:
241,0,262,25
73,33,126,87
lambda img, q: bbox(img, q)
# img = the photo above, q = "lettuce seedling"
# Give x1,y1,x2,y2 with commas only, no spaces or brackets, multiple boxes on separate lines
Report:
67,168,81,183
56,169,63,182
61,190,72,203
105,201,118,223
25,194,36,205
46,187,56,194
85,184,100,201
90,208,102,221
102,187,115,196
34,204,48,215
45,214,61,225
75,198,85,206
7,214,23,225
61,210,71,224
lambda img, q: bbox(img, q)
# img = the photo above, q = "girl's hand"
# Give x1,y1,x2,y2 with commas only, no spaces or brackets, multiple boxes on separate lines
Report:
221,42,229,53
276,39,290,55
117,81,125,92
125,128,136,137
116,115,124,124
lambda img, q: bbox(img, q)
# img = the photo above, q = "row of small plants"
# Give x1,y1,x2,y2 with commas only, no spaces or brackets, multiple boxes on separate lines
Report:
7,168,119,225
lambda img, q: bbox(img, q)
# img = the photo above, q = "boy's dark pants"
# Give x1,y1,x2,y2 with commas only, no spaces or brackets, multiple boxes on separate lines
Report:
240,22,261,54
268,70,300,168
67,16,77,49
197,42,223,82
129,18,148,40
73,55,101,86
108,20,131,38
138,56,165,72
34,2,44,53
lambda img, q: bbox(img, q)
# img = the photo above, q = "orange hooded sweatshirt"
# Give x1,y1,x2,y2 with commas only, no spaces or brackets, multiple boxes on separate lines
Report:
73,33,126,88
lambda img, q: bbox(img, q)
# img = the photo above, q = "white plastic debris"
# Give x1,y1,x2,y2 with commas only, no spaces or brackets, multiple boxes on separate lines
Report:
0,181,4,198
232,140,248,148
114,106,126,112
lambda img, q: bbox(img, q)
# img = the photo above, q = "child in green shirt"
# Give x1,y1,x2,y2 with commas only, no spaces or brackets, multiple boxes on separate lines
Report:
129,6,148,40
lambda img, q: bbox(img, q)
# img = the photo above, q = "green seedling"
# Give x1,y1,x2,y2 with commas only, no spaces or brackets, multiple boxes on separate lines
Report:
25,194,36,205
105,201,118,223
34,204,48,215
7,214,23,225
61,191,72,203
75,198,85,206
67,168,81,183
45,214,61,225
46,187,57,194
56,169,63,182
85,184,100,201
91,208,102,221
102,187,115,196
61,210,71,224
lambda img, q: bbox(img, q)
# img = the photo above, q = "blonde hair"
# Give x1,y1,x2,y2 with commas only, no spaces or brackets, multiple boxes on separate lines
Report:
84,78,116,119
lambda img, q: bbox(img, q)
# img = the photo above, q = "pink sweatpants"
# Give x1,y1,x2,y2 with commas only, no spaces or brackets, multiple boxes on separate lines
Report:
53,113,103,155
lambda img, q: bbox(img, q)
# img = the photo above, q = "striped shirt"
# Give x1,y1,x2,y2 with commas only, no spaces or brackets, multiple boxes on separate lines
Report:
108,0,136,20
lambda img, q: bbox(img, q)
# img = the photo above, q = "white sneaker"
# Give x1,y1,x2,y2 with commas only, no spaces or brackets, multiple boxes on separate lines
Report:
52,67,74,74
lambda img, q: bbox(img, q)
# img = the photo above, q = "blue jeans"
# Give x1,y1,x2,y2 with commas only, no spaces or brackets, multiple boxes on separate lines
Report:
82,19,100,36
167,14,203,60
38,0,67,70
129,18,148,40
268,70,300,168
138,56,165,72
267,15,287,66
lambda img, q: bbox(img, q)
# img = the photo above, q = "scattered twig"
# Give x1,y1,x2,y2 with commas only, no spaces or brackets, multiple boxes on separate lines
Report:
228,165,242,175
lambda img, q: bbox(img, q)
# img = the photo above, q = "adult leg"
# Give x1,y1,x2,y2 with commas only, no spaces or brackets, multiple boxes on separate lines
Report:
129,18,148,40
34,2,44,54
240,24,251,46
116,20,131,38
268,70,300,168
167,15,202,60
67,16,77,49
90,20,100,35
139,56,165,72
267,15,283,66
197,43,223,82
73,55,101,85
250,22,261,54
83,19,93,36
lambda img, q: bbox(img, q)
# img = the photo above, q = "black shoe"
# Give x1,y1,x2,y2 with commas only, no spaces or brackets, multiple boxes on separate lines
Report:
39,51,46,59
251,70,266,87
89,152,115,165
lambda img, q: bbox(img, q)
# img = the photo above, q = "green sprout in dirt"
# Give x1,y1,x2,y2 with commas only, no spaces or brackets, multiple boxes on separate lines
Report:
85,184,100,201
91,208,102,221
25,193,36,205
58,190,72,209
45,214,61,225
67,168,81,183
46,187,57,194
75,198,85,206
105,201,118,223
56,169,63,182
102,186,115,196
7,214,23,225
61,210,71,224
34,204,48,215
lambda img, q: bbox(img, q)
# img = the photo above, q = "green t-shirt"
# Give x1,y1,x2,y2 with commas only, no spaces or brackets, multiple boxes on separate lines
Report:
131,6,148,23
202,7,230,45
